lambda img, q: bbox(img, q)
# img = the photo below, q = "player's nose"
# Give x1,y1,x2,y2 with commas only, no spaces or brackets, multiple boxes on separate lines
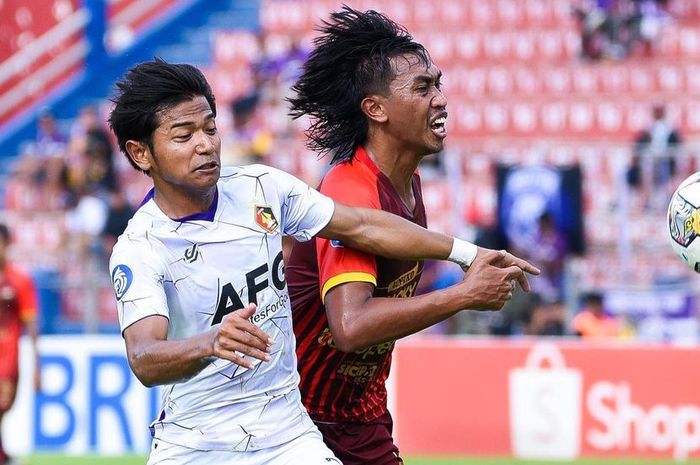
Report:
195,131,216,154
431,88,447,109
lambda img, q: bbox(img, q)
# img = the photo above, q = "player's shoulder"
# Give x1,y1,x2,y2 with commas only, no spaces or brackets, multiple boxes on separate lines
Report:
219,164,288,182
110,206,159,259
218,164,299,200
320,159,376,196
5,262,33,283
325,158,374,183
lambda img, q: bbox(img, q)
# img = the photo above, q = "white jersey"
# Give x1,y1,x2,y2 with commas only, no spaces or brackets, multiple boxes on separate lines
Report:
109,165,334,451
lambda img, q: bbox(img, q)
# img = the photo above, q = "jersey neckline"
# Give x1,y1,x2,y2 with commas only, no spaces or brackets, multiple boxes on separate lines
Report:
139,187,219,223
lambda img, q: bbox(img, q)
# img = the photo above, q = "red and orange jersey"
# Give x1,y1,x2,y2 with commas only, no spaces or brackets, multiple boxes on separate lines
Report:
0,263,38,334
0,263,38,379
287,146,426,423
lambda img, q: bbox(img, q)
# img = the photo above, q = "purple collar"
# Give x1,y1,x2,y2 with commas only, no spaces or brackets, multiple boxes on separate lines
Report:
139,188,218,222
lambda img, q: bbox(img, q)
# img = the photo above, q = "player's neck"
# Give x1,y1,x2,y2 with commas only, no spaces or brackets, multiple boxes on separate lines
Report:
152,184,217,219
364,144,418,208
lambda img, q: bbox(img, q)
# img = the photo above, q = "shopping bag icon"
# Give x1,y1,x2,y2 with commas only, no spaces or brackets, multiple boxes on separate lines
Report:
509,342,582,460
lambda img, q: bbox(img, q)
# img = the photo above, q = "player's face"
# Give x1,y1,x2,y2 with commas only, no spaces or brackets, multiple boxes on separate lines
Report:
145,96,221,196
382,54,447,155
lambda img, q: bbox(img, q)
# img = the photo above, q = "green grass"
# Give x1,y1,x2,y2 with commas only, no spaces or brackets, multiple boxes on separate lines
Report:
23,456,146,465
21,456,684,465
405,459,684,465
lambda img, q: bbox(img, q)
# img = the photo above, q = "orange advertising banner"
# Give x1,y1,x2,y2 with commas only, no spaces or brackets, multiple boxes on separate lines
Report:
392,338,700,461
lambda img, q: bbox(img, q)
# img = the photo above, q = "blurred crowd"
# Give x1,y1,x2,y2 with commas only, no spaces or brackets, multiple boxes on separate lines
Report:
9,106,131,264
573,0,674,60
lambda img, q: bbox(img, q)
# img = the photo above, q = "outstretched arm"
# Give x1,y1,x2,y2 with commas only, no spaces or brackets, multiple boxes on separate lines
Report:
319,202,457,260
325,249,526,352
318,202,540,287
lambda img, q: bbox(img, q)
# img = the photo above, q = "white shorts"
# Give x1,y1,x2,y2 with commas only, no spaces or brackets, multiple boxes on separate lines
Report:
146,427,342,465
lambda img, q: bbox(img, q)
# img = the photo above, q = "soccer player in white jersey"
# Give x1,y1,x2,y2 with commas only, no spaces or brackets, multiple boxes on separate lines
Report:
107,59,537,465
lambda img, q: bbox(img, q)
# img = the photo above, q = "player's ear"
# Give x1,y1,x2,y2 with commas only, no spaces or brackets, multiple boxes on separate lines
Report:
361,95,388,124
126,140,153,172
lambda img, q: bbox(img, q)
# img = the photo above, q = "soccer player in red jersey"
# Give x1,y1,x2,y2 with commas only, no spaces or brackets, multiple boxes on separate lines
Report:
0,224,40,465
286,7,540,465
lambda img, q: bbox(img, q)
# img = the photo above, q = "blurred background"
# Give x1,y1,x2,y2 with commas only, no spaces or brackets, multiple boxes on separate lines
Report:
1,0,699,463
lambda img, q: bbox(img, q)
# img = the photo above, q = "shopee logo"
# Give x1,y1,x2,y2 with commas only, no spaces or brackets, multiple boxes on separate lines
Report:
587,381,700,460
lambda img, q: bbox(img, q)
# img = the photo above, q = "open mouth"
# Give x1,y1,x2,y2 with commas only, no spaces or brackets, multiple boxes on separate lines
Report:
430,115,447,137
195,162,219,172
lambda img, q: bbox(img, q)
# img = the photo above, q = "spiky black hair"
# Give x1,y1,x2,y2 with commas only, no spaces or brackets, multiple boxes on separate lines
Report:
288,5,430,164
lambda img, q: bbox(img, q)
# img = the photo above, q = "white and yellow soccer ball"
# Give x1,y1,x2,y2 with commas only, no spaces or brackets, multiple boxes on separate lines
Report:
668,172,700,272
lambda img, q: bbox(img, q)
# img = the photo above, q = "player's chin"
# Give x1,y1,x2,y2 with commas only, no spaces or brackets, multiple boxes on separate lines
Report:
194,165,220,182
426,137,445,153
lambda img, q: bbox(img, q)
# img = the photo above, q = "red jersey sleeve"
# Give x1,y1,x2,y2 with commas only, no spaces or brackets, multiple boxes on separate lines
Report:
9,265,38,323
317,162,380,301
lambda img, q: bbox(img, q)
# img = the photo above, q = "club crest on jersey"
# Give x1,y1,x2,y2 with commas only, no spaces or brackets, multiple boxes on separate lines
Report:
254,205,279,233
111,264,133,301
330,239,344,248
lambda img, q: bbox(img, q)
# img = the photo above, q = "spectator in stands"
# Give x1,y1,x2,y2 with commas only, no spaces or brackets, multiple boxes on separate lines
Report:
514,211,568,303
572,0,611,60
10,110,68,209
526,295,566,336
67,104,117,194
573,0,671,60
627,103,682,208
274,37,309,87
65,185,109,262
220,92,272,166
572,292,625,338
255,35,309,90
629,0,673,56
100,188,135,260
35,109,66,158
84,127,118,192
0,223,40,465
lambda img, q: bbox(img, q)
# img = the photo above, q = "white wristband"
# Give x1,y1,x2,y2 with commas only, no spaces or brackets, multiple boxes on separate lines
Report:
448,238,478,268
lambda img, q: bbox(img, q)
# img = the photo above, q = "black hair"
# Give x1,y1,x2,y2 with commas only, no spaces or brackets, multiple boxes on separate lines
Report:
288,5,430,164
582,292,604,306
108,58,217,173
0,223,10,243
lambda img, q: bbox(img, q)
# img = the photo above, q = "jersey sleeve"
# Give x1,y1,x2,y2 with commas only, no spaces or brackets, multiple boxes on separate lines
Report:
317,166,380,301
13,267,38,323
109,238,170,334
267,166,335,241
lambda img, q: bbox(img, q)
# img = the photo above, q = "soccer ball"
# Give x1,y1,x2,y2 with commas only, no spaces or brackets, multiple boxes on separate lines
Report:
668,172,700,272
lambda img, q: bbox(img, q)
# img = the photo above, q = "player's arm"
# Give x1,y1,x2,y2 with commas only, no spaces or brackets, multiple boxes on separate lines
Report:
273,166,537,280
123,304,272,387
18,271,41,391
26,318,40,390
318,202,540,288
325,249,525,352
